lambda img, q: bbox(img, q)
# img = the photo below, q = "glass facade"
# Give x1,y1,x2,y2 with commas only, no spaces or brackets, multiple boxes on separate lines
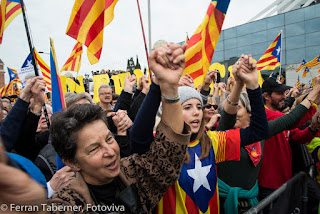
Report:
212,3,320,84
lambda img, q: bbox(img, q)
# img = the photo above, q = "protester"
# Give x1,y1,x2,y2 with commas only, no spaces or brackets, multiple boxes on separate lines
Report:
1,96,12,113
98,84,113,111
114,74,149,122
203,95,220,131
111,93,119,107
258,76,320,212
131,53,269,213
47,43,191,213
0,77,46,152
217,74,320,213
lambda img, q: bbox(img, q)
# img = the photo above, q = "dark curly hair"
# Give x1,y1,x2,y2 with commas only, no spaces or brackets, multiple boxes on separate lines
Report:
50,104,108,163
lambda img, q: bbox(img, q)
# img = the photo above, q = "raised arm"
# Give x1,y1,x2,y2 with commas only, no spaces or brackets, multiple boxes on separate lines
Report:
0,77,45,151
152,43,187,133
123,43,191,211
113,74,137,112
267,74,320,137
237,55,269,146
217,56,245,131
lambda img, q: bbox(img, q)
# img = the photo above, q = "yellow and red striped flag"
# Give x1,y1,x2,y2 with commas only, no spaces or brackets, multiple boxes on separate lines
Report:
66,0,119,65
296,75,300,88
257,32,281,71
61,42,83,72
277,74,284,83
0,78,20,97
34,49,51,92
0,0,22,44
296,59,306,73
302,67,309,78
0,0,7,44
183,0,230,88
305,55,320,68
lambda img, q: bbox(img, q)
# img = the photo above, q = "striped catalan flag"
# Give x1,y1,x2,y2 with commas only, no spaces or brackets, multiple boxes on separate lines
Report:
296,75,300,88
183,0,230,88
7,67,20,82
34,49,51,92
296,59,306,73
66,0,119,65
61,42,83,72
4,0,21,29
305,55,320,68
50,37,66,113
0,0,7,44
277,74,284,83
257,32,281,71
302,67,310,78
157,129,241,214
0,0,21,44
0,78,20,96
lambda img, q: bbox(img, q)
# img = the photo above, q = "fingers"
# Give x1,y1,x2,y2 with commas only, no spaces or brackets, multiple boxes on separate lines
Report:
169,44,186,64
156,45,173,69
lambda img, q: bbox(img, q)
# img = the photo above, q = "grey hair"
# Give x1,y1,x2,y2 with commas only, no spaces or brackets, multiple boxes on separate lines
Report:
239,91,251,113
152,40,167,50
64,92,93,107
44,104,52,114
98,84,112,94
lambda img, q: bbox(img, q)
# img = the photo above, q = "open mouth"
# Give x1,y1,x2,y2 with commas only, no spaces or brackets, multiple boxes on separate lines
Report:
190,119,200,128
106,160,118,170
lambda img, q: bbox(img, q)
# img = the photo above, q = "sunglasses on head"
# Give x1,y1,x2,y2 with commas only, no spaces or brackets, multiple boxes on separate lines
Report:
203,104,218,110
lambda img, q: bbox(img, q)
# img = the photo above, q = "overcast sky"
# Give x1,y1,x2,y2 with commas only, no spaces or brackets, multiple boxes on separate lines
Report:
0,0,274,83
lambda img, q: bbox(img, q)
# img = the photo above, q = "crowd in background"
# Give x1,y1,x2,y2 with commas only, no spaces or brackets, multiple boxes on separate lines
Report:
1,42,320,214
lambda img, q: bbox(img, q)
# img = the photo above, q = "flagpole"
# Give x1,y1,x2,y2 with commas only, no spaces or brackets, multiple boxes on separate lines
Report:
20,0,38,76
20,0,51,128
136,0,152,80
279,30,283,77
148,0,151,53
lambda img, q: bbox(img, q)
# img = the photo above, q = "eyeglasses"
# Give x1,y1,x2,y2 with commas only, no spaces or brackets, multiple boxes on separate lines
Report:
99,92,112,96
204,104,218,110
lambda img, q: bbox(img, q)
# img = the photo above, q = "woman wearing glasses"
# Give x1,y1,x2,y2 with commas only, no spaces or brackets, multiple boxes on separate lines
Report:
203,95,220,131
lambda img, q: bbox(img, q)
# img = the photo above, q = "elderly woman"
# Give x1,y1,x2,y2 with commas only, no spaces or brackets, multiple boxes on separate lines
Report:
47,43,191,213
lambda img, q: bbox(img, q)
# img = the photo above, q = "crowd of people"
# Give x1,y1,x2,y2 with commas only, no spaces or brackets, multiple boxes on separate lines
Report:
1,42,320,214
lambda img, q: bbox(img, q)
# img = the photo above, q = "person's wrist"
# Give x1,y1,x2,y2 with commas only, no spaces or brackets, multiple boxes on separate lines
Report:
159,83,178,98
117,129,127,136
307,91,318,102
308,124,319,134
245,82,259,90
20,92,32,102
141,88,148,94
123,85,133,93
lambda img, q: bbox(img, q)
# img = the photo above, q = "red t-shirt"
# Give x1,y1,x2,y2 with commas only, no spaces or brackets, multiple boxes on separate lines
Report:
258,107,316,189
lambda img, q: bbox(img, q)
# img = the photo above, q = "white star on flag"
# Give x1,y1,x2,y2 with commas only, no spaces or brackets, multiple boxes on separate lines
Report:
276,46,281,56
26,60,33,67
11,74,15,78
187,153,212,193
